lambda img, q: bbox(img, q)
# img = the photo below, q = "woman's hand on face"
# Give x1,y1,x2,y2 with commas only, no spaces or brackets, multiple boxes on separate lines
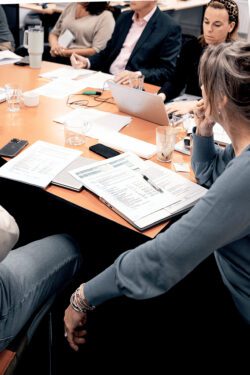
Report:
194,99,215,136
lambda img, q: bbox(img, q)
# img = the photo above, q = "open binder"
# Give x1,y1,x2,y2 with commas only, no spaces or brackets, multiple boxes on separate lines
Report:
70,153,207,231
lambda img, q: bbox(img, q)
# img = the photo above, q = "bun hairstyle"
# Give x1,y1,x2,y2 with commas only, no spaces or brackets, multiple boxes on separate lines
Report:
199,41,250,123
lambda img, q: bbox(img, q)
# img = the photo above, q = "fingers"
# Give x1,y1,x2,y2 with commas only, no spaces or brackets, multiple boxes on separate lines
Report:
65,328,87,352
70,54,83,69
114,71,132,85
114,75,129,85
50,46,65,56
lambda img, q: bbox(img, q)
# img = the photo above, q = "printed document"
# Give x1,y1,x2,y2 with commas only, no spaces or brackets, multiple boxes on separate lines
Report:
0,141,82,188
54,108,131,139
70,152,207,231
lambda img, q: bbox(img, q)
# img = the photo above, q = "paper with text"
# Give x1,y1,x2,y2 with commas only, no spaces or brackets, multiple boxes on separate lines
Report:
70,153,207,230
0,141,82,188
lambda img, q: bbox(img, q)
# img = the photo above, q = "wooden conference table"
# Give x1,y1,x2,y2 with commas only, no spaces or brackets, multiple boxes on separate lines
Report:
0,61,192,239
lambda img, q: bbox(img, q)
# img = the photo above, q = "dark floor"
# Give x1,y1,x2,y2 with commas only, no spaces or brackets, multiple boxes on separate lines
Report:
14,254,249,374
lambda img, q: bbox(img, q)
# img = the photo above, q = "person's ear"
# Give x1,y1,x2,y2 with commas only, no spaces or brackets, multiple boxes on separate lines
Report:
228,21,236,34
218,96,228,112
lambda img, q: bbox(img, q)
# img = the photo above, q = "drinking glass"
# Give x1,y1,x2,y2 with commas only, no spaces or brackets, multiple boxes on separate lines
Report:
64,119,91,146
5,85,22,113
156,126,176,162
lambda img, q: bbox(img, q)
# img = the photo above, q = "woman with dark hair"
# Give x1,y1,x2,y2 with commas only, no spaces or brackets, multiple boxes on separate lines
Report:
158,0,239,115
46,2,115,64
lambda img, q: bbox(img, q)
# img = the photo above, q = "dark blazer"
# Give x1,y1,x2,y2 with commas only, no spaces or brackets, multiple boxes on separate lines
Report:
89,7,181,86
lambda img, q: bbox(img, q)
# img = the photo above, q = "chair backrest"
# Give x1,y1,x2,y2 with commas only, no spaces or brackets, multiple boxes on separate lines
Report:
2,4,20,48
181,33,197,48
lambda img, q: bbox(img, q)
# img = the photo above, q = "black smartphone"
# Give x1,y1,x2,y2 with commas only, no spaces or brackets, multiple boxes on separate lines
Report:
0,138,28,157
14,56,29,66
89,143,120,158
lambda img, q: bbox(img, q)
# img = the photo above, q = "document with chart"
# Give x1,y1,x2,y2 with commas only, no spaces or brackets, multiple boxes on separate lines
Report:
70,153,207,231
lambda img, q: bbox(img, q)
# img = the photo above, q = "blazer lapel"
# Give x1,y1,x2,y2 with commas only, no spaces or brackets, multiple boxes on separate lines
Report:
129,8,159,61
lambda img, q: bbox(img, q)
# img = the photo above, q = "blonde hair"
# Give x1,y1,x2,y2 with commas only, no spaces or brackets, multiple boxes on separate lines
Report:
199,41,250,123
199,0,239,45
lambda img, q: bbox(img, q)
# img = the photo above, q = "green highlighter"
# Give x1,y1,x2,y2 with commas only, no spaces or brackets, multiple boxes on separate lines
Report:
82,90,102,96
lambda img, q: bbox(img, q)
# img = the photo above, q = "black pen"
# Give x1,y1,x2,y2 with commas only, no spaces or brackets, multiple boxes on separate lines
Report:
142,174,164,193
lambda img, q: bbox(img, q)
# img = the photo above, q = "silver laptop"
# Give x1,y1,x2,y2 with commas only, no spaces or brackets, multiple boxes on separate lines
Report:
109,82,170,126
52,156,95,191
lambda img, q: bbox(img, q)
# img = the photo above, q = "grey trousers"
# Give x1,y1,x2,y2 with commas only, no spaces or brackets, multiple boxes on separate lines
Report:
0,234,82,350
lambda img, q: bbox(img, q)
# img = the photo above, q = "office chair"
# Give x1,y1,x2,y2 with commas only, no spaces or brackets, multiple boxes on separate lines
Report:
0,295,55,375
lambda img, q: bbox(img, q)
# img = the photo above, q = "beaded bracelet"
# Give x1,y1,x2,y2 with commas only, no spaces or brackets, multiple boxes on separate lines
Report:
70,284,95,313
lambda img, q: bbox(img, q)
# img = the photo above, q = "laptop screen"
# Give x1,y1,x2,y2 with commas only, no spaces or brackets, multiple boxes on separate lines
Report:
109,82,170,126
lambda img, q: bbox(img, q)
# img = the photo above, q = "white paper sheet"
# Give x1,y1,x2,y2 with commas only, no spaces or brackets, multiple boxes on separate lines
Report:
0,50,22,65
54,108,131,139
80,71,114,90
39,67,96,81
0,141,82,188
31,78,89,98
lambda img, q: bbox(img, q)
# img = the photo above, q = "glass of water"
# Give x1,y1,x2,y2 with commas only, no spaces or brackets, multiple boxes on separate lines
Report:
5,85,22,113
64,119,91,146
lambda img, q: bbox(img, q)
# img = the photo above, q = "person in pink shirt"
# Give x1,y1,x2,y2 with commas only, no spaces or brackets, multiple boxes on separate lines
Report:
70,1,181,86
